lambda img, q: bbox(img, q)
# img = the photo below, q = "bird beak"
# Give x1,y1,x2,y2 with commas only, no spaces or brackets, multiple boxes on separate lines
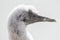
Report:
41,17,56,22
28,10,56,23
33,15,56,22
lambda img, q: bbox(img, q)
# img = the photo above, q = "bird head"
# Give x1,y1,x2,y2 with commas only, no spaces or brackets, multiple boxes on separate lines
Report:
9,5,56,25
19,10,56,25
15,9,56,25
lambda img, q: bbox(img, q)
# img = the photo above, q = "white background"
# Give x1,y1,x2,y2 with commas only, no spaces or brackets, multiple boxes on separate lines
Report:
0,0,60,40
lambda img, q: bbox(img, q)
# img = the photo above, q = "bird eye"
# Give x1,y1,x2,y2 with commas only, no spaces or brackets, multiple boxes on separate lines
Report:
23,17,26,22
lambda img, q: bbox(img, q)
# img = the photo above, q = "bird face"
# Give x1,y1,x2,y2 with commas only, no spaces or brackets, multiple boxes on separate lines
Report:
20,10,56,25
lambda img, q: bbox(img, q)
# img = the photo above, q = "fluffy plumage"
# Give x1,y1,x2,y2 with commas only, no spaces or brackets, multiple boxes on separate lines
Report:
7,5,56,40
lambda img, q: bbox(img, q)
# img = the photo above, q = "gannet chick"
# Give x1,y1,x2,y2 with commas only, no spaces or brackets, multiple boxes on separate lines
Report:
7,5,56,40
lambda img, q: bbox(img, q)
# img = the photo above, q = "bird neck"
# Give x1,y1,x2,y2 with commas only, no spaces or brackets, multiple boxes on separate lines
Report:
8,18,28,40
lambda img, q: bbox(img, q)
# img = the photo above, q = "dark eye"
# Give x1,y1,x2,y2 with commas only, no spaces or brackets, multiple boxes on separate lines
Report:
23,17,26,22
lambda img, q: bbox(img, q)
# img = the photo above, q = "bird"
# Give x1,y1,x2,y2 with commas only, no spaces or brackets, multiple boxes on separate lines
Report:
7,5,56,40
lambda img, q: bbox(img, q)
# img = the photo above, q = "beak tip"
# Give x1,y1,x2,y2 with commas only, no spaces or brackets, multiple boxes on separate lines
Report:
54,19,56,21
44,18,56,22
48,19,56,22
53,19,56,22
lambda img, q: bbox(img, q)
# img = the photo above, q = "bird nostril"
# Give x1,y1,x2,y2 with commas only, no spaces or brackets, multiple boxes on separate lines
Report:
33,15,36,17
